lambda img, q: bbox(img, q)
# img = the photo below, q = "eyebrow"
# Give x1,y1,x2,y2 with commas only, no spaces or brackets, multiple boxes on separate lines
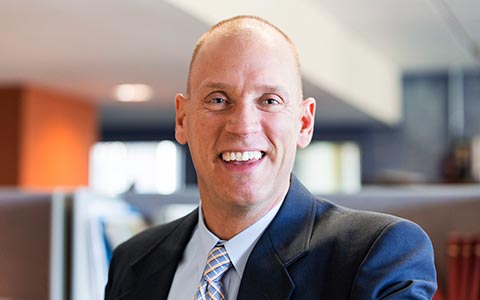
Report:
202,81,288,96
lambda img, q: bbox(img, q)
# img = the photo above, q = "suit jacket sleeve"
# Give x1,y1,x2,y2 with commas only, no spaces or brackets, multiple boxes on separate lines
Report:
350,218,437,300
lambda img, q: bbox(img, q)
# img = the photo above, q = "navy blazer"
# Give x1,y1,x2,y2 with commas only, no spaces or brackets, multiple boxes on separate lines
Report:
105,177,437,300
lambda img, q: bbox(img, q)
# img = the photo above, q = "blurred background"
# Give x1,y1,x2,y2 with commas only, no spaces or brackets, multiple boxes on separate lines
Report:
1,0,479,299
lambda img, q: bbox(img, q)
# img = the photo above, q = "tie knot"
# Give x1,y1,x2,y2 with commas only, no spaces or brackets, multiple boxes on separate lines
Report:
203,244,232,283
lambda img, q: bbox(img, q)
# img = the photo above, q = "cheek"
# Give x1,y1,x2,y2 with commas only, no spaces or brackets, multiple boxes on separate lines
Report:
186,112,205,134
265,119,298,147
269,112,299,134
187,114,220,146
278,116,303,152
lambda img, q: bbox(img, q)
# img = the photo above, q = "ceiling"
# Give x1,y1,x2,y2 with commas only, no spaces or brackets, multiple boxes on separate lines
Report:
313,0,480,69
0,0,479,130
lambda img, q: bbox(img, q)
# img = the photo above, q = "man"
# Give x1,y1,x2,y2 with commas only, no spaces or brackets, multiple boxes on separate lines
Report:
105,16,437,300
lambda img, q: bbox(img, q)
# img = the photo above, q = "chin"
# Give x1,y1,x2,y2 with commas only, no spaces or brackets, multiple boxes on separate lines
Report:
223,185,263,204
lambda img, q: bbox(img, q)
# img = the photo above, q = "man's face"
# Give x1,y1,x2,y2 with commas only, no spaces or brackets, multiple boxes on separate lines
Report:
176,30,315,215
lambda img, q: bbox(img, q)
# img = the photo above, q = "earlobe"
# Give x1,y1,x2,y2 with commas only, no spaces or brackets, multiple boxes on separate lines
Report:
297,97,316,149
175,93,188,145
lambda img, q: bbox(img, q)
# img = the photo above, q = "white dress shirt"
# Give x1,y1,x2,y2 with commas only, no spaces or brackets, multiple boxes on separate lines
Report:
167,200,283,300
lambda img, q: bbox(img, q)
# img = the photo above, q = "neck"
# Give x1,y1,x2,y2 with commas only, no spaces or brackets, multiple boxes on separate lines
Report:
201,196,284,240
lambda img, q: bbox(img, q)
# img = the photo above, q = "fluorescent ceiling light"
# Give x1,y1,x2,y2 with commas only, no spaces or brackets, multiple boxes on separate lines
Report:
114,84,153,102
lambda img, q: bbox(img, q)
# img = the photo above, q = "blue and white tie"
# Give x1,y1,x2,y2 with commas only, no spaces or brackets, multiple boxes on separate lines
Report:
194,243,232,300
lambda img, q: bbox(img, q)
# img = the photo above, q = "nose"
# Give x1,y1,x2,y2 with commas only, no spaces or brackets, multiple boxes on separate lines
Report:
224,101,261,136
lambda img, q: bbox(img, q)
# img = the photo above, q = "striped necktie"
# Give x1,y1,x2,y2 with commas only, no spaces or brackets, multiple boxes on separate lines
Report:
194,243,232,300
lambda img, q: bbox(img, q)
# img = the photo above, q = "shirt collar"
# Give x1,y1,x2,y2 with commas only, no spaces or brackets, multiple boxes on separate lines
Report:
197,199,283,277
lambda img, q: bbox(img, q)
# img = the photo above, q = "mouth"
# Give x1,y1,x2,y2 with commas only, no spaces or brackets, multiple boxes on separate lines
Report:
220,150,265,162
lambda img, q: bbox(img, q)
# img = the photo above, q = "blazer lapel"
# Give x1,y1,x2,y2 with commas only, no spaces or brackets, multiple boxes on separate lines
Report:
237,176,317,300
116,209,199,300
237,235,294,300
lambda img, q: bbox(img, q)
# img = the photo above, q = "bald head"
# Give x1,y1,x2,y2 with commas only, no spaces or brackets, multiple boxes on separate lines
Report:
186,15,302,98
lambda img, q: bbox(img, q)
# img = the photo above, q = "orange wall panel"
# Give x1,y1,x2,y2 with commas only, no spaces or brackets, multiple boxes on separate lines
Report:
0,86,22,185
18,85,97,188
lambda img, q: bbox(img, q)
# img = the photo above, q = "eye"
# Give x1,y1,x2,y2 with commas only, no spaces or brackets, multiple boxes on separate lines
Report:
204,92,230,111
209,97,226,104
259,94,284,111
264,98,280,105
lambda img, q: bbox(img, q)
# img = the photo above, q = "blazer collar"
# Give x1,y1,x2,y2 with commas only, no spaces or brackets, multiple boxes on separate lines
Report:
116,209,199,300
237,176,317,300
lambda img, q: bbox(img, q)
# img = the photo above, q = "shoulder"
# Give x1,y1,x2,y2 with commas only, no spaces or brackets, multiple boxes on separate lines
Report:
280,177,428,252
284,177,430,248
309,198,436,298
112,210,197,265
313,198,418,238
105,209,198,299
265,177,436,298
310,196,431,255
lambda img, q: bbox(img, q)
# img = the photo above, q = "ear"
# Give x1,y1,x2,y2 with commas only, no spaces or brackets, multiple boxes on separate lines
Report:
297,97,316,149
175,93,188,145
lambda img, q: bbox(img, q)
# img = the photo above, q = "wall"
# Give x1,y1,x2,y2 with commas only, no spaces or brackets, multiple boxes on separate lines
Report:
0,87,22,185
0,84,98,188
363,73,450,183
464,71,480,137
20,85,98,188
366,71,480,183
0,192,51,300
321,71,480,184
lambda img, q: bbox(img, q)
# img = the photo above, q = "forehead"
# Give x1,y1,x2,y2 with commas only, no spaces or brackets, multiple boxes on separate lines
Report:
197,23,296,66
190,28,299,95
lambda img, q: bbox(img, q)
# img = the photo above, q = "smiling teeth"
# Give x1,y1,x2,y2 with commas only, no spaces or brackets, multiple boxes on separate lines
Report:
222,151,262,162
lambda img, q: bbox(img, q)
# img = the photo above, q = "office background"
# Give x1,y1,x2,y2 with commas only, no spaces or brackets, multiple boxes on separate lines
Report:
0,1,479,300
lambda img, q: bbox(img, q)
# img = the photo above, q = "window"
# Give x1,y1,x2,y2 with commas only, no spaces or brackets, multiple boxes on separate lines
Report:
89,141,184,195
294,141,361,194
